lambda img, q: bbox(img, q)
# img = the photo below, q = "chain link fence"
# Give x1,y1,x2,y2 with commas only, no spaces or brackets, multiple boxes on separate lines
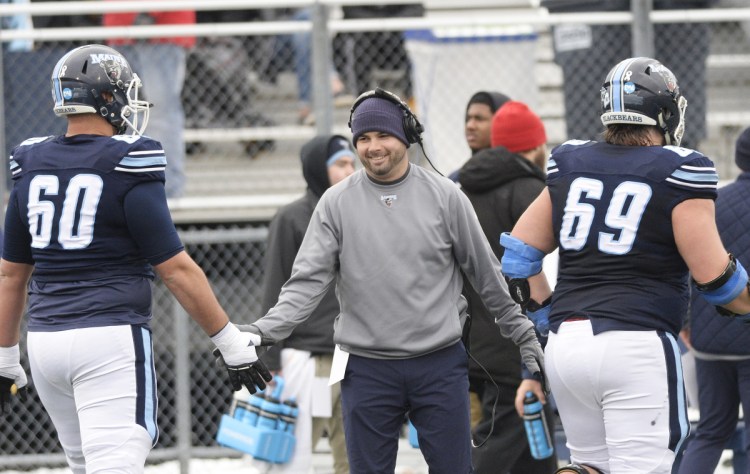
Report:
0,223,269,468
2,0,750,469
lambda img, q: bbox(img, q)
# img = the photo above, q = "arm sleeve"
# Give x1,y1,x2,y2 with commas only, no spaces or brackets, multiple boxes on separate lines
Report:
123,181,184,266
2,188,33,264
252,197,339,344
448,189,535,343
258,210,301,370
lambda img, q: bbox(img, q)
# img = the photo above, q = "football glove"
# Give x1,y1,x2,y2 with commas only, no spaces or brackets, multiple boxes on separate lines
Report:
0,345,28,415
211,323,272,393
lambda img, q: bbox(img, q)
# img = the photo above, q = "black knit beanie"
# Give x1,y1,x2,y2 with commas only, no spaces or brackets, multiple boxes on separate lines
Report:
350,97,409,147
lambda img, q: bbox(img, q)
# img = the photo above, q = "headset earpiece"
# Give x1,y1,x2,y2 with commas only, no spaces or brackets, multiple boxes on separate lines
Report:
348,88,423,145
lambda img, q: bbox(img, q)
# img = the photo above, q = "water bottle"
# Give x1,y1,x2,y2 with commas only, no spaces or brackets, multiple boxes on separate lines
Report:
243,391,266,426
232,399,250,420
523,391,554,459
256,395,283,431
279,398,299,434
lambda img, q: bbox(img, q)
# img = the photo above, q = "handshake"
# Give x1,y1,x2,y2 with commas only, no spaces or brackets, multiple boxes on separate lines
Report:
211,323,273,393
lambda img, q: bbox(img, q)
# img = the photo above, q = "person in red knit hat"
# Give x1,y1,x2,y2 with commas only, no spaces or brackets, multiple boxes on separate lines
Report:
491,100,548,170
457,99,554,473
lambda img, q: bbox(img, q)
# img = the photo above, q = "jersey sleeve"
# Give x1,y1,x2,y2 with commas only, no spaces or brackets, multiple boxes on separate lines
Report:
123,181,184,265
111,135,167,184
2,188,33,264
663,149,718,201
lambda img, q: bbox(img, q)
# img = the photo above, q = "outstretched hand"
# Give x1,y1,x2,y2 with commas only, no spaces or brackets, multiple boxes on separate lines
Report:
210,322,273,393
213,348,272,393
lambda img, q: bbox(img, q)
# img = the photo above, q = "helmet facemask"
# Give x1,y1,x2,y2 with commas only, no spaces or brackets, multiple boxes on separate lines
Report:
659,95,687,146
110,73,150,136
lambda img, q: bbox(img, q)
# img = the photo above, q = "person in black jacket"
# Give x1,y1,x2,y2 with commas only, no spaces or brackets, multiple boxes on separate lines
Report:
256,135,355,474
675,127,750,474
458,101,557,473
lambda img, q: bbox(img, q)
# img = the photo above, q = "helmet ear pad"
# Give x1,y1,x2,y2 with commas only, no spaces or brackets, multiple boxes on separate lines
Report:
349,87,423,145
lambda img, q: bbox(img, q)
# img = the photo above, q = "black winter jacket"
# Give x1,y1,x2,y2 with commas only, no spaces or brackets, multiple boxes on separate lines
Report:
689,172,750,356
458,146,546,385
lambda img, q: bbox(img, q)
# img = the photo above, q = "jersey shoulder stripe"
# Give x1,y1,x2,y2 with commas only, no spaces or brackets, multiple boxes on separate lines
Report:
663,148,718,192
115,151,167,173
547,157,558,175
113,136,167,174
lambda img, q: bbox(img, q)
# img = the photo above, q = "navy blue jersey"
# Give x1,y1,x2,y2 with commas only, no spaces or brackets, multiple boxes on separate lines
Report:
546,140,718,336
3,134,184,331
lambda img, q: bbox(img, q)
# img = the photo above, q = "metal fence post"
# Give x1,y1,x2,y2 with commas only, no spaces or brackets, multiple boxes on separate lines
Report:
174,304,192,473
311,2,334,135
631,0,655,58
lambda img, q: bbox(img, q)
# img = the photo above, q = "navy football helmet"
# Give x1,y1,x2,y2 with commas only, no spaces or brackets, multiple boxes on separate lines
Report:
600,57,687,146
51,44,150,135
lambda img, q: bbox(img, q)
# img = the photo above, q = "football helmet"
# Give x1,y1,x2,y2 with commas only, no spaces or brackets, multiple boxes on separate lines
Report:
600,57,687,146
51,44,150,135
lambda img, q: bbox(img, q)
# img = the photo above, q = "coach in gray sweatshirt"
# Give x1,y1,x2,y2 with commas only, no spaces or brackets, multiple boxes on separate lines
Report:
244,88,543,474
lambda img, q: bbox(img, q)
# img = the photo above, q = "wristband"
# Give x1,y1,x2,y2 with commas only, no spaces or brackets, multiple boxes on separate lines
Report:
695,255,748,306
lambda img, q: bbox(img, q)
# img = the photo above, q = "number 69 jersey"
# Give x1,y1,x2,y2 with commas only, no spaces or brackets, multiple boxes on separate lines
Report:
546,139,718,336
3,134,184,331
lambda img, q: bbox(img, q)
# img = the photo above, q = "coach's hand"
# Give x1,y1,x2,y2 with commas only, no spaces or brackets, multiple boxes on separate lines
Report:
211,323,272,393
0,345,28,415
514,327,549,395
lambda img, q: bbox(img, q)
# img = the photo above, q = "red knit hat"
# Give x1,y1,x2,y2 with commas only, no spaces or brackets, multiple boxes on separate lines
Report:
491,101,547,153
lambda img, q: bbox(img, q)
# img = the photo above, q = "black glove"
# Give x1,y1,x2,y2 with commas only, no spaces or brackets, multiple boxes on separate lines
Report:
0,375,26,415
213,348,272,394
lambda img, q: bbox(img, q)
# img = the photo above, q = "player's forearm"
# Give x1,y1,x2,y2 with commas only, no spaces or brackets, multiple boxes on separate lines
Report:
0,261,33,347
528,273,553,304
155,252,229,336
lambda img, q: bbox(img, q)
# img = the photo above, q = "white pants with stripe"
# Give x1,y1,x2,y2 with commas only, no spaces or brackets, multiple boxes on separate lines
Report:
547,319,689,473
28,325,157,473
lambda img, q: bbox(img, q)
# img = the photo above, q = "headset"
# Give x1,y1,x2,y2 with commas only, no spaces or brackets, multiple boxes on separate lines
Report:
348,87,446,176
348,87,424,145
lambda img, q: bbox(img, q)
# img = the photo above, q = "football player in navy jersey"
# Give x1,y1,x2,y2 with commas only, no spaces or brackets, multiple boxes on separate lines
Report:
500,57,750,474
0,44,270,473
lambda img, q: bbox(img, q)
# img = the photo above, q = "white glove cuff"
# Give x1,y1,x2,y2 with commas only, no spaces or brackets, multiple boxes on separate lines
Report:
211,322,261,354
0,344,20,366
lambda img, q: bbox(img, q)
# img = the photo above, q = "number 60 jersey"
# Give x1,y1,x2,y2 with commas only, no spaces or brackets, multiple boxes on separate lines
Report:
3,134,184,331
546,139,718,336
